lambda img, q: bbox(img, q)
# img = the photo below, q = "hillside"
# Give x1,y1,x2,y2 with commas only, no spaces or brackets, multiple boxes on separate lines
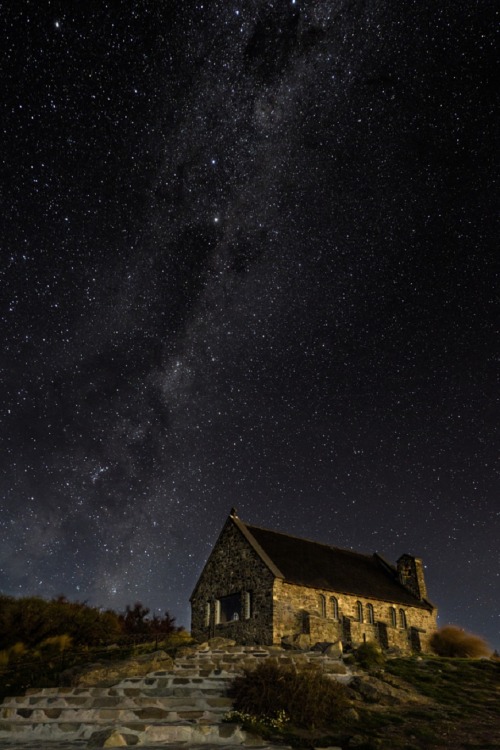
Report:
342,657,500,749
0,641,498,749
226,653,500,749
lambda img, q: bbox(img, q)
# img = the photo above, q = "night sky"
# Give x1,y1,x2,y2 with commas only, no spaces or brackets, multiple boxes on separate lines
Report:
1,1,498,650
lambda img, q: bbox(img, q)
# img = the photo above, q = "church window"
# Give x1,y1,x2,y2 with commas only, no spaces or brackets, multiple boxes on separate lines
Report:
330,596,339,620
356,601,363,622
204,601,211,627
216,593,241,624
399,609,407,629
389,607,397,626
319,594,326,617
366,603,374,624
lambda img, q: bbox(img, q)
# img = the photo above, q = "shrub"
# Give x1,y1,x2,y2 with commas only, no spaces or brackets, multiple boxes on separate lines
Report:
430,626,491,658
354,641,385,671
229,660,349,730
39,634,73,652
9,641,27,657
0,594,181,650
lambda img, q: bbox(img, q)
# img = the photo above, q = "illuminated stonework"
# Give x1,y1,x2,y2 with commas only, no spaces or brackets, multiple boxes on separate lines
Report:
190,510,437,653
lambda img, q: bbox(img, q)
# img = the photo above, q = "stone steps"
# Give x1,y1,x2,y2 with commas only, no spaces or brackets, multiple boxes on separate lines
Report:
2,695,233,710
0,706,229,723
0,719,249,745
0,656,244,745
0,643,346,746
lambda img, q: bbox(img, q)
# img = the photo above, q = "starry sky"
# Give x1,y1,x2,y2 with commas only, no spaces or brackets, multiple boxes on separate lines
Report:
1,1,498,649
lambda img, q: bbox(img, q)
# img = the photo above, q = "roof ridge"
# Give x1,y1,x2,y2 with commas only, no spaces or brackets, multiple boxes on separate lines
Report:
244,520,376,560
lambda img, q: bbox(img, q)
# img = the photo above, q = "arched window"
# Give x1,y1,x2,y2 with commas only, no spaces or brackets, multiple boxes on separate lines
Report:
204,601,211,627
389,607,397,627
330,596,339,620
399,609,407,629
366,603,374,624
319,594,326,617
356,601,363,622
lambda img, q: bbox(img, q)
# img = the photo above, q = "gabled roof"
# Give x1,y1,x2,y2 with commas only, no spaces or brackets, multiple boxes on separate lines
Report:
235,515,432,610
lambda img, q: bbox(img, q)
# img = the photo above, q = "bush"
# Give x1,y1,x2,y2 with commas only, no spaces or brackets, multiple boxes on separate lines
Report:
430,626,491,658
39,634,73,652
9,641,27,658
0,595,122,648
354,641,385,671
0,594,182,651
229,660,349,730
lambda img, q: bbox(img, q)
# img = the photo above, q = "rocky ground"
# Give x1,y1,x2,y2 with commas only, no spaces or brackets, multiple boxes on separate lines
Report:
278,655,500,749
0,639,498,749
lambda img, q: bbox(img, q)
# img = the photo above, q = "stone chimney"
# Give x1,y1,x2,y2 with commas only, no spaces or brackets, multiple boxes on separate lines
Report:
397,554,428,600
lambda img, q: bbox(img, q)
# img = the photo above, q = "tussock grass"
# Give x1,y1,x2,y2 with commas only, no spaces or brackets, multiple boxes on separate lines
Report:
229,660,349,730
430,626,491,658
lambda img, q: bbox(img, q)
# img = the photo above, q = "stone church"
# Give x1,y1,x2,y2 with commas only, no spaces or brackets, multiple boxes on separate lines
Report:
190,510,437,653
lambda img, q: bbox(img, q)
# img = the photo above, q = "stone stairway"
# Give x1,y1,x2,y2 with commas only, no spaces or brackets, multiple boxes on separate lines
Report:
0,646,270,746
0,644,347,747
0,668,238,745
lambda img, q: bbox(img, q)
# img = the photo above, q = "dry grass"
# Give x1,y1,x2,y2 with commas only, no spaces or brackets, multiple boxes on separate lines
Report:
430,626,491,658
229,660,349,730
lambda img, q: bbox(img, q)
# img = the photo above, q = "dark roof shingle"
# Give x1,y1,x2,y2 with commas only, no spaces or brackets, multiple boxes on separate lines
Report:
245,523,429,609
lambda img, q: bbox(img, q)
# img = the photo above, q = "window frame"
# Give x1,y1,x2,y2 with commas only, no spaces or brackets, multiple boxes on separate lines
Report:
389,606,397,627
215,593,242,624
330,596,339,620
243,591,252,620
399,608,407,629
319,593,327,617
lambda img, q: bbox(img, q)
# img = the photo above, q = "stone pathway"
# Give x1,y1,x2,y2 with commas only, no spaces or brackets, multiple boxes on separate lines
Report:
0,643,347,747
0,745,286,750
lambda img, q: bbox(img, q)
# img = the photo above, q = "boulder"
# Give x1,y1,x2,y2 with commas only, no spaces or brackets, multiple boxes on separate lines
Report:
88,728,139,746
281,634,311,650
77,650,174,686
349,674,429,706
349,676,402,705
207,636,237,649
193,641,210,651
324,640,343,658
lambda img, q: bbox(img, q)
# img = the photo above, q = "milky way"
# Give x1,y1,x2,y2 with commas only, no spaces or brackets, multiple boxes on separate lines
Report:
1,1,498,648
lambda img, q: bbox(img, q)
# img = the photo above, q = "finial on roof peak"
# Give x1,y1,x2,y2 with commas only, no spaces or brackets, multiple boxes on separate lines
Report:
230,507,238,517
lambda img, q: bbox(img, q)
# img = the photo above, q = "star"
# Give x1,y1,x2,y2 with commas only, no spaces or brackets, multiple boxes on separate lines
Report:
0,0,496,653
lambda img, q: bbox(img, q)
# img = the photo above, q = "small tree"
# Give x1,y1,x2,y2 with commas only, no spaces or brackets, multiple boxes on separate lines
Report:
151,611,178,635
430,626,491,658
120,602,151,634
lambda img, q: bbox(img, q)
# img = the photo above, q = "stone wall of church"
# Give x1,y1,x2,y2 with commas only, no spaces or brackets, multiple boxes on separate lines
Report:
190,519,275,644
272,580,437,653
